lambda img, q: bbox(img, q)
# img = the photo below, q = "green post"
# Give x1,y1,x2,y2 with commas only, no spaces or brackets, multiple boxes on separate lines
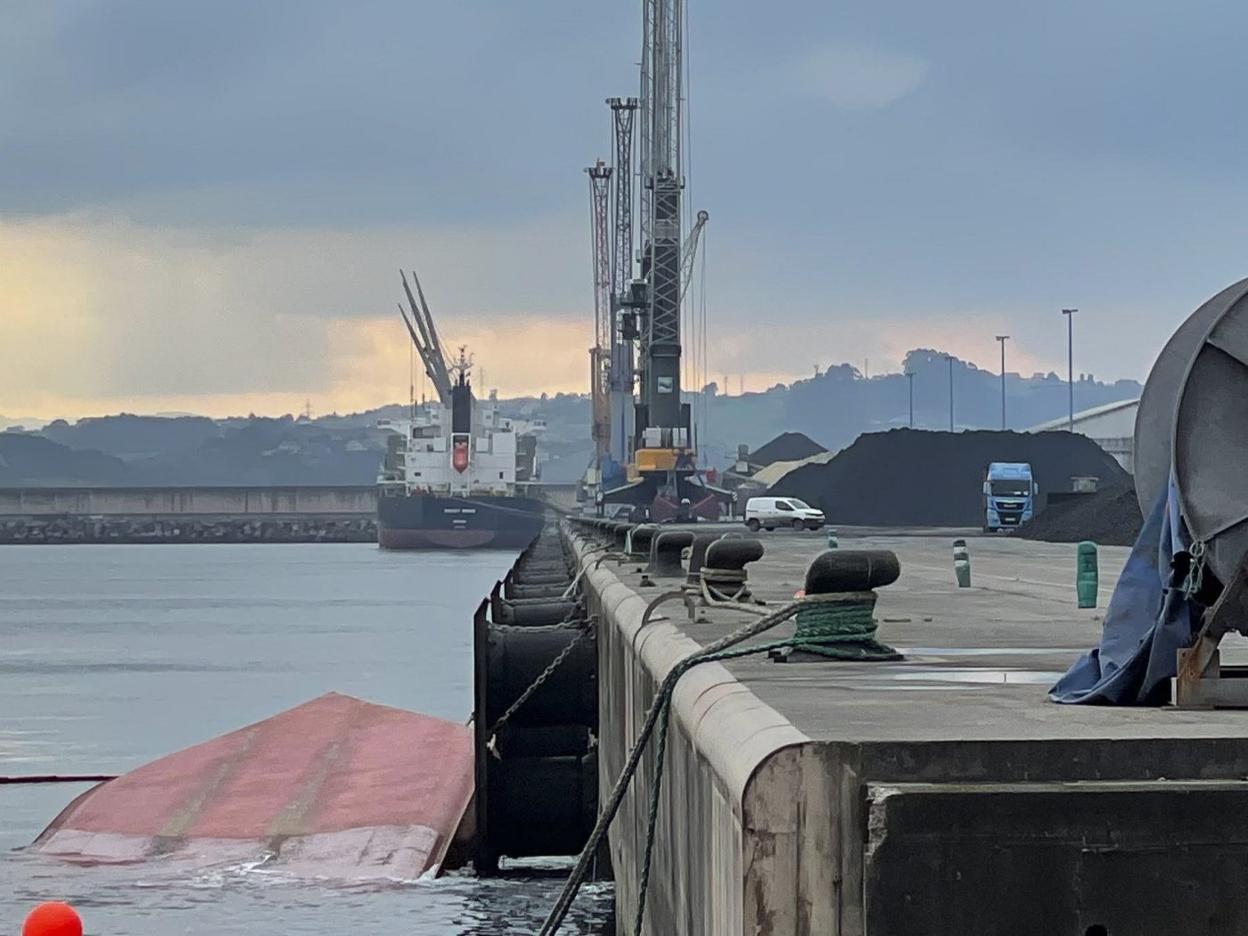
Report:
826,528,839,549
953,538,971,588
1076,541,1098,608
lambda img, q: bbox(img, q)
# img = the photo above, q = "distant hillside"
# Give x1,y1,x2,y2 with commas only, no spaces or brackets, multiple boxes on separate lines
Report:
5,346,1142,487
42,414,220,460
2,417,384,488
697,350,1143,456
0,434,136,486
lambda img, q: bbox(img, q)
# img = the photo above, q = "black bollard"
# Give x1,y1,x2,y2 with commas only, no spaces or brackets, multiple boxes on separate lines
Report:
650,530,695,578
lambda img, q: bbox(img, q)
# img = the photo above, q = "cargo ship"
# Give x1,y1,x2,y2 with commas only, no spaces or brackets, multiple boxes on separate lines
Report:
376,272,546,550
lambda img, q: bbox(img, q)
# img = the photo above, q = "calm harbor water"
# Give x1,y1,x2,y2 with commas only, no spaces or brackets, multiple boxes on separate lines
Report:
0,544,612,934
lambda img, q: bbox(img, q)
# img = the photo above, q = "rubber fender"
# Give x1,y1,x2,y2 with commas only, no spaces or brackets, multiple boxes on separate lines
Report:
494,597,582,626
506,582,573,600
486,750,597,859
485,624,596,727
511,570,573,586
515,560,572,576
494,724,593,759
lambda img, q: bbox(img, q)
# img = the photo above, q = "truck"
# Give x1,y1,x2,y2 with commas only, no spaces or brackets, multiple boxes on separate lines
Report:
983,462,1037,532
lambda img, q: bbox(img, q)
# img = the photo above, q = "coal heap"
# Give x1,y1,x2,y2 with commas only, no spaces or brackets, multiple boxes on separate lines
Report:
1017,484,1143,547
749,431,826,467
771,428,1130,527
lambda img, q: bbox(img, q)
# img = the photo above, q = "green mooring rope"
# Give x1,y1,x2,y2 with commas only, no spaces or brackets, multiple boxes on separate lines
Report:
787,600,901,660
538,592,901,936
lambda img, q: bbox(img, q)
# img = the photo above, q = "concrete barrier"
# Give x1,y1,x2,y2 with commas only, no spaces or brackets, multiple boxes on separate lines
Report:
575,525,1248,935
577,532,820,935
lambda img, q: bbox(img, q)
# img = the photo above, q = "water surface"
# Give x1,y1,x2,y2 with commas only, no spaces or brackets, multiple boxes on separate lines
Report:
0,544,611,934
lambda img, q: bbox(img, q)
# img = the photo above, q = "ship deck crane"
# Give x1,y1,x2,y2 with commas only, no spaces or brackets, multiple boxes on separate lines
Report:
398,269,453,405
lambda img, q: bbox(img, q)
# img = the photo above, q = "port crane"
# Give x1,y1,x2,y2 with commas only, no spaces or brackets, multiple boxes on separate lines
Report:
587,0,725,520
587,160,614,481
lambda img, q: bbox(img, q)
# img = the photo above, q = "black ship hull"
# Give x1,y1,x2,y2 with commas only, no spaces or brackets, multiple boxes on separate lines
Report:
377,492,545,550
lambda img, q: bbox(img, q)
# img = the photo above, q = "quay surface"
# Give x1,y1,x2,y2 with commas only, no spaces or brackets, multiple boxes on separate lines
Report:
573,523,1248,935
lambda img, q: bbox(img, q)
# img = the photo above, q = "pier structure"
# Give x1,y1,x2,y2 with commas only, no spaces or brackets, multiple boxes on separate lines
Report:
568,520,1248,934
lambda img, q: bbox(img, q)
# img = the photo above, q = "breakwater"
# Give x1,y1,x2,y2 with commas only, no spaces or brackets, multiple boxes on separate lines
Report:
0,515,376,544
0,485,376,544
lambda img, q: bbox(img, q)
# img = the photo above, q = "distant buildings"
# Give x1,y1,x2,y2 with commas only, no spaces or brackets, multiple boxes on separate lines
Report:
1026,399,1139,473
719,432,829,508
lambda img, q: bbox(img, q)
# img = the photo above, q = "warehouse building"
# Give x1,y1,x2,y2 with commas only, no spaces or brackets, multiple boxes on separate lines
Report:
1027,398,1139,473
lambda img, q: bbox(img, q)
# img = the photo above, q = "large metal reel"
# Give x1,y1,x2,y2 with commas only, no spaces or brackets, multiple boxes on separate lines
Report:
1173,281,1248,584
1135,278,1248,517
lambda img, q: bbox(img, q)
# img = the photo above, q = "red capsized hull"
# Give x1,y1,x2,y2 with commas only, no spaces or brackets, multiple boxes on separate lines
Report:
34,693,474,881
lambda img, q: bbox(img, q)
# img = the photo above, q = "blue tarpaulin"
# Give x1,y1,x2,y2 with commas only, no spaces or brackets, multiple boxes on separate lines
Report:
1049,479,1201,706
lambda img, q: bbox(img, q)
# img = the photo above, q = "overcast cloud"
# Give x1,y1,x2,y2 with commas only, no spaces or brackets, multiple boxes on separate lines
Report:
3,0,1247,418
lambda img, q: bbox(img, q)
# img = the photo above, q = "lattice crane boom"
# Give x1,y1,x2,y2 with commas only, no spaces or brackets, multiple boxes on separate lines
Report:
679,210,708,305
586,160,614,458
638,0,685,438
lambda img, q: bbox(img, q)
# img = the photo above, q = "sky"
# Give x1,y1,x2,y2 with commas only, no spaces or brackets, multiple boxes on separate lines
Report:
4,0,1248,421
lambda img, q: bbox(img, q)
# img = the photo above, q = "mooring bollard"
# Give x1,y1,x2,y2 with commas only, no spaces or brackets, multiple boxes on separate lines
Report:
1076,540,1098,608
770,550,902,663
826,527,839,549
952,538,971,588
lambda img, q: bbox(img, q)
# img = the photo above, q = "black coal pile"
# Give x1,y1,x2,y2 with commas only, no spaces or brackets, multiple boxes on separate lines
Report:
771,428,1130,527
749,431,826,467
1017,484,1143,546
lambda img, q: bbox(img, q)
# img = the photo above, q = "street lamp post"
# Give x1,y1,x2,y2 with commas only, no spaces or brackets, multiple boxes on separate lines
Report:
995,335,1010,429
1062,309,1078,432
906,371,914,428
945,355,955,431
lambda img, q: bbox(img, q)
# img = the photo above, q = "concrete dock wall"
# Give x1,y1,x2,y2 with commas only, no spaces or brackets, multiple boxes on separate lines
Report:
575,525,1248,935
0,486,377,518
579,534,827,935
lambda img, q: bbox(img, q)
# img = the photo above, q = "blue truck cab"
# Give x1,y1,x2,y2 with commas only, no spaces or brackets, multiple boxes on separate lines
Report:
983,462,1037,532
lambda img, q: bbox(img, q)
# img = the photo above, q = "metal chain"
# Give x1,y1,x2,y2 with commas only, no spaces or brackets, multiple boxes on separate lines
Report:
487,618,595,740
1186,540,1208,599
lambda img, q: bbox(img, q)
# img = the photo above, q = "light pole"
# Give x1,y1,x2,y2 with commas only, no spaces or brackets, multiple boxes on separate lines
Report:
945,354,954,431
905,371,914,428
1061,309,1077,432
995,335,1010,429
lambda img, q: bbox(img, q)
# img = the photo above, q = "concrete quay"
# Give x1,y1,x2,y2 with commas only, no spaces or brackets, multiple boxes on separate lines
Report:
571,522,1248,935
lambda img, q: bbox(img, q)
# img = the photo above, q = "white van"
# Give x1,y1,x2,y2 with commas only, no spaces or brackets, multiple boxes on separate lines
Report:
744,496,825,532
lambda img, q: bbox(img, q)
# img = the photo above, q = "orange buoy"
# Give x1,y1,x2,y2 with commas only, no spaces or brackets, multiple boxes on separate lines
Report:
22,902,82,936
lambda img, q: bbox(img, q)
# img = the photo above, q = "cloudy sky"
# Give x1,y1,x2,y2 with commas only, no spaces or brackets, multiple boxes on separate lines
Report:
3,0,1247,420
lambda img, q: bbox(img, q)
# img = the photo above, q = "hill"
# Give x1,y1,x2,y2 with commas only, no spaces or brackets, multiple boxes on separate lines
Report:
4,346,1141,488
0,434,136,486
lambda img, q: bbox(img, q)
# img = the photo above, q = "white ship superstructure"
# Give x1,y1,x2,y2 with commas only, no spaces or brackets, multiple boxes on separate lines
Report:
378,387,541,496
